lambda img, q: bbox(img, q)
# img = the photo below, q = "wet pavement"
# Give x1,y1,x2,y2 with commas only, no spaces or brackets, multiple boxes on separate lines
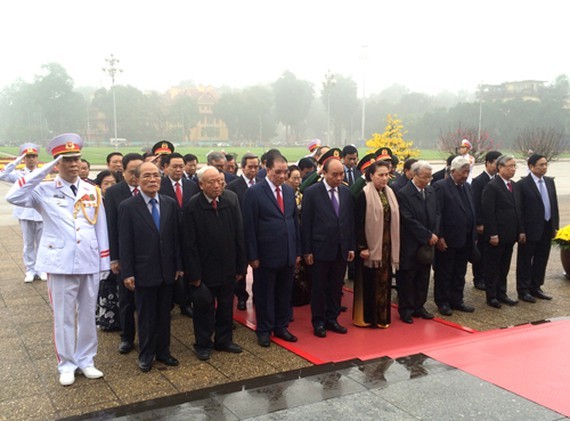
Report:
1,159,570,420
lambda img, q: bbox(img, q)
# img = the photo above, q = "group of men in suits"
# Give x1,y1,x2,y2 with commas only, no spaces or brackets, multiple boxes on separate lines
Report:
3,134,561,383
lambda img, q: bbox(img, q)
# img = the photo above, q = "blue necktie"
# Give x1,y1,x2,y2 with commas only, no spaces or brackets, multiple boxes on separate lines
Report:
149,198,160,231
538,179,551,221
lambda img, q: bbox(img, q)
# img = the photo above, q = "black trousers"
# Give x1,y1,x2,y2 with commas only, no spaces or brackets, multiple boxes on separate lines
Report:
471,232,485,284
118,280,136,343
396,264,431,317
234,278,250,302
484,241,515,300
516,221,553,295
135,283,173,365
434,240,471,308
192,281,234,351
310,249,347,329
253,265,295,336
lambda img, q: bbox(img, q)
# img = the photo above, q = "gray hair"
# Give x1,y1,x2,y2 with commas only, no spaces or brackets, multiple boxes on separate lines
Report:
241,152,259,168
496,154,515,168
206,151,226,164
450,156,470,172
196,165,220,182
411,160,432,175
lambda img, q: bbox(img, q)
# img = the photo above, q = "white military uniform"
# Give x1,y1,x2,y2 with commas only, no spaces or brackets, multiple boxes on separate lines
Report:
0,154,44,279
5,156,110,374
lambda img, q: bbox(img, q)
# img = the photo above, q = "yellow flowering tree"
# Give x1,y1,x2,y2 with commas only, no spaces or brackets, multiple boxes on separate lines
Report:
365,115,419,169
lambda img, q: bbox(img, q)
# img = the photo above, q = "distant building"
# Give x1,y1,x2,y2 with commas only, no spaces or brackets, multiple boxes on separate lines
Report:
166,85,229,144
478,80,546,102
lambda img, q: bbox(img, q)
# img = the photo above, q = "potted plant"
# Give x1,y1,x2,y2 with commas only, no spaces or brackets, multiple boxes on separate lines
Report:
553,225,570,279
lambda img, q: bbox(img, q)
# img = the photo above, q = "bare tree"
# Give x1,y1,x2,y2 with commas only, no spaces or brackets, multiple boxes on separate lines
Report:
438,123,498,163
513,127,567,162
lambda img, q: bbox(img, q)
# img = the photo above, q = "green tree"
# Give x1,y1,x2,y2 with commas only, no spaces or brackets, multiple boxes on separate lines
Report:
273,71,314,143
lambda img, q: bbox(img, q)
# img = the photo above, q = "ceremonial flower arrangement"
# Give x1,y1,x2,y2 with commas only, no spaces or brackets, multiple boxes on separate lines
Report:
553,225,570,251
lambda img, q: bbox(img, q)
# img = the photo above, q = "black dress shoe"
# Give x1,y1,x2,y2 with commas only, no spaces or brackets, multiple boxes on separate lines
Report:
237,299,247,311
400,314,413,324
138,360,152,372
257,334,271,347
325,321,348,334
413,308,435,319
498,296,518,306
119,341,133,354
194,348,211,361
531,290,552,300
215,342,243,353
180,305,193,318
438,306,452,316
519,293,536,303
487,299,501,309
474,281,486,291
314,326,327,338
156,355,179,366
274,330,298,342
450,303,475,313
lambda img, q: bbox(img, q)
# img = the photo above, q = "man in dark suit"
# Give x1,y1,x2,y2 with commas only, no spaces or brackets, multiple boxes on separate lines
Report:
516,154,559,302
341,145,361,186
226,152,261,310
207,151,237,184
104,153,144,355
118,162,183,372
301,150,355,338
183,153,199,183
431,155,456,184
433,157,477,316
183,167,247,361
396,161,439,324
160,152,200,317
471,151,502,290
243,154,301,347
390,158,418,193
482,154,523,308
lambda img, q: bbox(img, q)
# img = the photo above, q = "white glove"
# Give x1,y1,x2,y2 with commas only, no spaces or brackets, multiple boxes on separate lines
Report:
99,271,110,281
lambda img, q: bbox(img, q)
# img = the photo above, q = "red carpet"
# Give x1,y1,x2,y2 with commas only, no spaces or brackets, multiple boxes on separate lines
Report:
233,288,474,364
424,319,570,417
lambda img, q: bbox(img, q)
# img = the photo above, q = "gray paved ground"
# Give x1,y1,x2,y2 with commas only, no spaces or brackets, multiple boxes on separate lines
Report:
1,159,569,420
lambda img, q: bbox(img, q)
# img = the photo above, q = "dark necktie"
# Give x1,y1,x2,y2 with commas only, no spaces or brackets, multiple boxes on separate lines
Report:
276,187,284,214
149,198,160,231
133,187,139,196
347,169,354,186
212,198,217,211
330,188,340,217
507,181,513,193
70,185,77,196
175,182,183,207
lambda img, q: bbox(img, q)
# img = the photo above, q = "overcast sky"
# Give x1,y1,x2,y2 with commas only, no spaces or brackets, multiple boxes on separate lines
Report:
1,1,567,97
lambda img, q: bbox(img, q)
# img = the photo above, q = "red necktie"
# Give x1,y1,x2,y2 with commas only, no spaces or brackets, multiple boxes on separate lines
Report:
507,181,513,192
212,199,217,210
133,187,139,196
175,182,183,207
276,187,284,214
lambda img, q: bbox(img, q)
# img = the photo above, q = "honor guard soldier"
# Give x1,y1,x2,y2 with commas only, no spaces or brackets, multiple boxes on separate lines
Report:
6,133,110,386
0,143,45,282
350,153,376,198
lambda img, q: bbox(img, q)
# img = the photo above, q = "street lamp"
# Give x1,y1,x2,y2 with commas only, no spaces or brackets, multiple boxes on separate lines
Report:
360,45,368,143
102,54,123,150
323,70,336,145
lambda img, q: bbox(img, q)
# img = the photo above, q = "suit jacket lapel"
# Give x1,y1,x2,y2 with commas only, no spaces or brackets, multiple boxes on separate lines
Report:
319,183,337,218
448,178,466,212
262,180,282,214
135,195,159,234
